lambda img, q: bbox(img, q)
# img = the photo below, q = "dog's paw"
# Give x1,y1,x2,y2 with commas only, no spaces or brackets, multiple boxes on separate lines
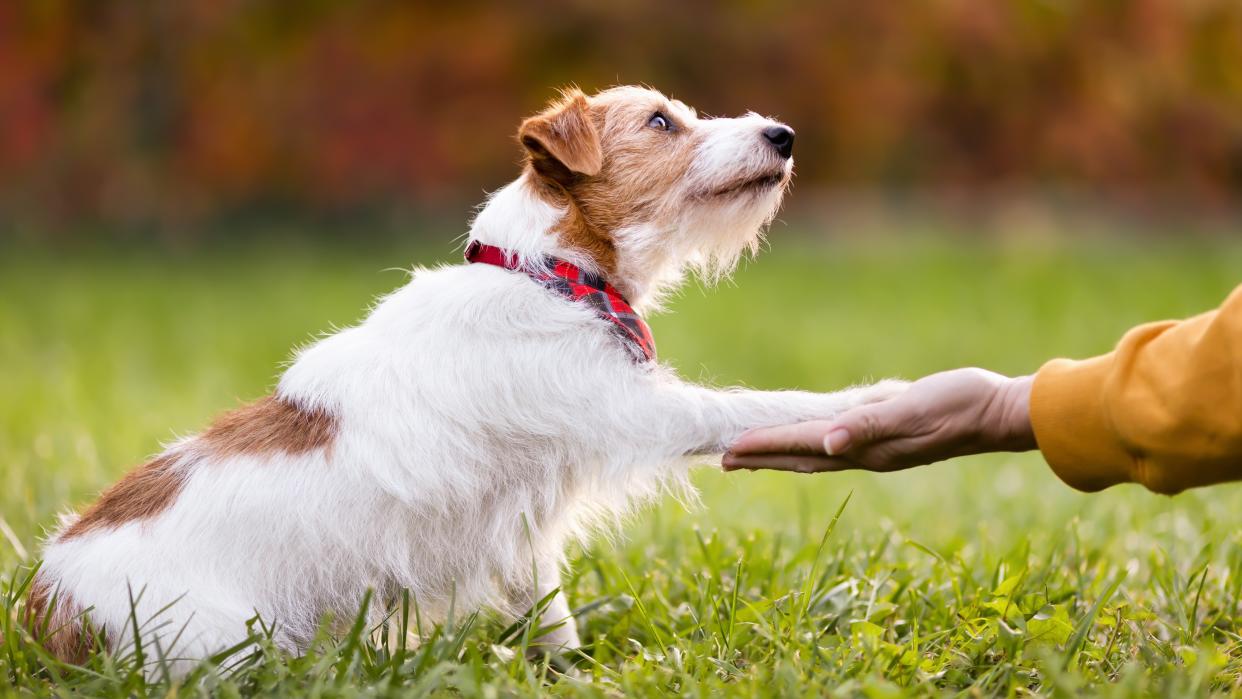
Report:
800,380,910,423
855,378,909,405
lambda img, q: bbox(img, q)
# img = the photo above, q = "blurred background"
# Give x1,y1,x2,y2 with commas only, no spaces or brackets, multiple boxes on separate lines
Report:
3,0,1241,242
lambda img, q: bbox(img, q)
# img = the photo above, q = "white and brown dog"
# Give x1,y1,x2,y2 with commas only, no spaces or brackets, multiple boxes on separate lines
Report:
29,86,902,667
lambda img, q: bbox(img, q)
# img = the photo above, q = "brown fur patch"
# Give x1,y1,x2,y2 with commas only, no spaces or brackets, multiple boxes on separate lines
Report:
61,395,336,540
61,453,186,540
556,195,620,276
199,395,337,456
26,574,103,664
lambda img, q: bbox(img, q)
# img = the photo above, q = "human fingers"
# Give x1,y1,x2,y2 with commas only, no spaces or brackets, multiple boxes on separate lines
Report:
720,452,854,473
728,420,837,456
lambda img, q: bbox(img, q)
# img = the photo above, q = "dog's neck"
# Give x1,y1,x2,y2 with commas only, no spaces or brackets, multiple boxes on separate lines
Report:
468,173,686,312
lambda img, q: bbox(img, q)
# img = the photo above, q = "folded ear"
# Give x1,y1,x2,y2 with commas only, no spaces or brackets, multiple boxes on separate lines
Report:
518,89,602,187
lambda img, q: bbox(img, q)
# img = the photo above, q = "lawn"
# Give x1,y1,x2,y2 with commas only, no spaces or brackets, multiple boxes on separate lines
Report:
2,230,1242,697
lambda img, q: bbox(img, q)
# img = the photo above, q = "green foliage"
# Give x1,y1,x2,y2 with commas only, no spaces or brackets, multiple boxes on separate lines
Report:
3,233,1242,696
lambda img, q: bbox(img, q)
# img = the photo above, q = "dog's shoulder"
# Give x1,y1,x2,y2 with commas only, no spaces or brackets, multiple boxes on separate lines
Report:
368,263,613,340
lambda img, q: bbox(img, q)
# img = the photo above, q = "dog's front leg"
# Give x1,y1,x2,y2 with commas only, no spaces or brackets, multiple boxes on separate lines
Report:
654,379,908,456
505,559,580,656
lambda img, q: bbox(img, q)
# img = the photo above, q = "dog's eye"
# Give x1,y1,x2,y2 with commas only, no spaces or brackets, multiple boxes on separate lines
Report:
647,112,671,131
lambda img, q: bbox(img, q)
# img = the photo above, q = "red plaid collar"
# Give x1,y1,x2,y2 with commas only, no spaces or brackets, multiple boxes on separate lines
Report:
465,241,656,363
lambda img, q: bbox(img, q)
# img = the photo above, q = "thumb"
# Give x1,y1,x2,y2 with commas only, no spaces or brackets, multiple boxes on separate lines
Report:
821,402,901,455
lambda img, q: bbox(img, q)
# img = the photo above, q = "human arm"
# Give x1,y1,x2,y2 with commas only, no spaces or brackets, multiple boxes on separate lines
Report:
725,284,1242,495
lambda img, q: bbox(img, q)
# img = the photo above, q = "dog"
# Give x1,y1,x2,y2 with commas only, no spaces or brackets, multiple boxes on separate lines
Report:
28,86,903,668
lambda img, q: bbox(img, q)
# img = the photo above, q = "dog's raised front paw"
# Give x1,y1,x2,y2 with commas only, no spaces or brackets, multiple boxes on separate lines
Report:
855,378,910,405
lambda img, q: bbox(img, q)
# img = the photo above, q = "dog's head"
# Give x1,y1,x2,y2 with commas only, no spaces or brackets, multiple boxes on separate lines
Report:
516,85,795,304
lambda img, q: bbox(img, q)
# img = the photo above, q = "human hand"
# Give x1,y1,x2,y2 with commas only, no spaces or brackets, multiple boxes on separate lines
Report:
721,369,1036,473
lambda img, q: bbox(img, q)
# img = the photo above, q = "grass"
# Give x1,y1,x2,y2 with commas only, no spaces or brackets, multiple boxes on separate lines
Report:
3,230,1242,696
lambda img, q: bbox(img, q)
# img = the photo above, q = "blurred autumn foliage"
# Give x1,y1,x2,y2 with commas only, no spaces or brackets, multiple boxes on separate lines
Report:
2,0,1241,237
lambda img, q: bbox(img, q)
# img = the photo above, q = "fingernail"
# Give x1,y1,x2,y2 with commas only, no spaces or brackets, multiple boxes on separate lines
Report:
824,428,851,455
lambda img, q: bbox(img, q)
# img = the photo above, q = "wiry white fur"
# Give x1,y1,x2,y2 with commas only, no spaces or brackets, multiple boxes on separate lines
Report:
38,87,903,673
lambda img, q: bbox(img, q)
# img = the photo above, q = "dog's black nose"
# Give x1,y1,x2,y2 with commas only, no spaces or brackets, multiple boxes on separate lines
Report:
763,125,795,159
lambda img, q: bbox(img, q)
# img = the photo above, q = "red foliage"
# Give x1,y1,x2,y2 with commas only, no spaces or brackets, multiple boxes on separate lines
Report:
2,0,1240,232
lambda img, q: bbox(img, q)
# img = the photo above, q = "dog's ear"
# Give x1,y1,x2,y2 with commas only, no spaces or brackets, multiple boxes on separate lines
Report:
518,89,602,187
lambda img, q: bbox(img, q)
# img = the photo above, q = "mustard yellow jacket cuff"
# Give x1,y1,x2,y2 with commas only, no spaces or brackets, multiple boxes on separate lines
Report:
1031,285,1242,495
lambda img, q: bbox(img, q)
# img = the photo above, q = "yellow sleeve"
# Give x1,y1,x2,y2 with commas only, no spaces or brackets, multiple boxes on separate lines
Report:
1030,284,1242,494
